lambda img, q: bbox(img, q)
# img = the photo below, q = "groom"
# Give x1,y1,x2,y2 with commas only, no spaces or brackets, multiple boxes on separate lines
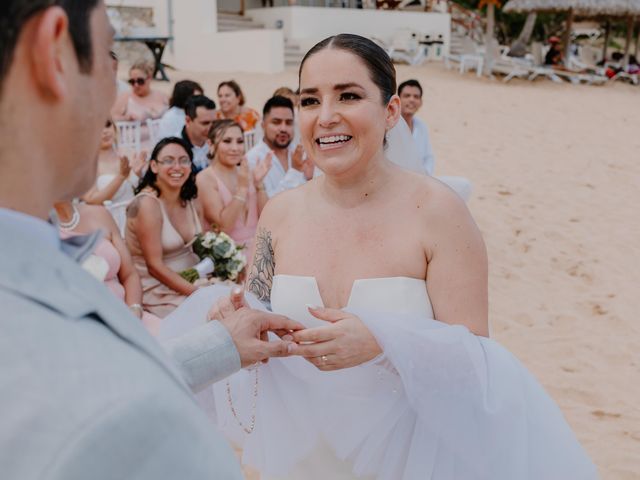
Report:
0,2,300,478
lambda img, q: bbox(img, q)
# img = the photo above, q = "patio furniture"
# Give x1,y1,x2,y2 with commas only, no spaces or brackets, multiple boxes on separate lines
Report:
114,35,173,81
115,121,142,153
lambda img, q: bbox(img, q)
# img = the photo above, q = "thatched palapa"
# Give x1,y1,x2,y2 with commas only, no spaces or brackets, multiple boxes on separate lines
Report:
503,0,640,16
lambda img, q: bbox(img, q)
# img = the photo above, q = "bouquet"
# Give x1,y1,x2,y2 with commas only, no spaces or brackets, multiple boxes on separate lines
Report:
180,231,247,283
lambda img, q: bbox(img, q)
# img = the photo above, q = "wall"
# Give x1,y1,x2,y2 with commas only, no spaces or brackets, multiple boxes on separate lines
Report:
108,0,285,73
247,6,451,54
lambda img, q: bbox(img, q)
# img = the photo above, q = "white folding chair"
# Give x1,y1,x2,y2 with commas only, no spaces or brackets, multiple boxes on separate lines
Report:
115,121,141,153
146,118,163,147
244,130,257,152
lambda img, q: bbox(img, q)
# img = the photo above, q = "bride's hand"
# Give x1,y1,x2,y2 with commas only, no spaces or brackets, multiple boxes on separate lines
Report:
288,306,382,371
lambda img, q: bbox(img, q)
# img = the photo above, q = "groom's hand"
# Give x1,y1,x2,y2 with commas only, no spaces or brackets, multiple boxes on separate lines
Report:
288,306,382,371
219,307,303,368
208,287,304,368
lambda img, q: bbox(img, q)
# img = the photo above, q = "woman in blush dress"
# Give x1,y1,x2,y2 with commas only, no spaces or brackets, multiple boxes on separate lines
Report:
125,137,206,318
161,35,597,480
111,60,168,123
82,119,146,231
54,201,161,335
196,119,271,263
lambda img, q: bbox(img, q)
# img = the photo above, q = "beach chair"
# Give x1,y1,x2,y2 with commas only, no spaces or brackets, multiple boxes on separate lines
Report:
115,120,141,153
444,36,484,77
146,118,163,146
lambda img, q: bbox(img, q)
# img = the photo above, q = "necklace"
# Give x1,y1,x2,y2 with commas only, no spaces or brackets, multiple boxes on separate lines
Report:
59,204,80,231
226,363,259,434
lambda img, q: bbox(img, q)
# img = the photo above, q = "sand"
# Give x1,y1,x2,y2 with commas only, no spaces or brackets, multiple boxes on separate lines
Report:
147,63,640,479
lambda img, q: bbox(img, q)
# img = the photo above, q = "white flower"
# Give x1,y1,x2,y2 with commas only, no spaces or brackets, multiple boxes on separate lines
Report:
81,254,110,282
201,232,216,249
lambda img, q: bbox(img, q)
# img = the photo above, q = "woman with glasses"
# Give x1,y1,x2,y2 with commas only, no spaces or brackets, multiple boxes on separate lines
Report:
111,60,168,123
125,137,206,318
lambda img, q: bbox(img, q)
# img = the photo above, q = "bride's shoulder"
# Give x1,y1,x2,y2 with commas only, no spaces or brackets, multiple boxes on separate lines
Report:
257,184,308,227
401,171,473,225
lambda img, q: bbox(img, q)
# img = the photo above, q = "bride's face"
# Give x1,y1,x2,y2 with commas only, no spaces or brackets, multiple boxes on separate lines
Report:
298,48,400,178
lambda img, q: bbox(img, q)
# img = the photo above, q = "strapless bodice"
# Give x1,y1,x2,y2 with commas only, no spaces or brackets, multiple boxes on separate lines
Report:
271,275,433,328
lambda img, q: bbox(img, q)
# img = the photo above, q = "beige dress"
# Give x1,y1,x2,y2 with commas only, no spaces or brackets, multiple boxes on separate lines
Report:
126,191,202,318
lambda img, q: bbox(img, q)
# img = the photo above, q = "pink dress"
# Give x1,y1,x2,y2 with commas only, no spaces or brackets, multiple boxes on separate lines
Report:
211,172,259,263
60,230,162,335
125,192,202,318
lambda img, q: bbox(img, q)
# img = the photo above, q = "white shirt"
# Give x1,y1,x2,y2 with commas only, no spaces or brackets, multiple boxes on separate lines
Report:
158,107,186,140
0,208,60,252
411,117,436,176
246,140,307,198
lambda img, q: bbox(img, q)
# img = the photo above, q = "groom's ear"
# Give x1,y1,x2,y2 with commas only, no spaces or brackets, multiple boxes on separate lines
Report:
384,94,401,131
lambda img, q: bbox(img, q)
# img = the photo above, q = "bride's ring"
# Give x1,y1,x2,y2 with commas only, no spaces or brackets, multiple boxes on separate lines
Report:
321,355,328,364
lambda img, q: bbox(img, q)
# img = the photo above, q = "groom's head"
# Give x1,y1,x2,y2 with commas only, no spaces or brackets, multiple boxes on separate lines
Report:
0,0,116,217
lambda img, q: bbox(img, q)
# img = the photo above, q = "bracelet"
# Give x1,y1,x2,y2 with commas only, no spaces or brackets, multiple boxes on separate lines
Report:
233,194,247,203
128,303,143,317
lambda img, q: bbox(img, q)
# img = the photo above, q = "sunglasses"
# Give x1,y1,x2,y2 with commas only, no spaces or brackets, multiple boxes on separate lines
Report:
105,120,113,128
128,77,147,86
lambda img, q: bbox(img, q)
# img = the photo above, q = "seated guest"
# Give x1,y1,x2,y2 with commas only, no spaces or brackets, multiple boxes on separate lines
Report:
273,86,301,145
396,79,472,201
125,137,206,318
215,80,260,132
82,119,146,231
197,120,271,261
545,37,563,66
246,96,314,198
54,201,161,335
181,95,217,173
273,86,298,106
158,80,204,140
398,79,435,175
111,60,168,122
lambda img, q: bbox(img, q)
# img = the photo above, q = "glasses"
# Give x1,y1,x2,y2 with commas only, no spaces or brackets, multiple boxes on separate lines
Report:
155,158,191,167
128,77,147,86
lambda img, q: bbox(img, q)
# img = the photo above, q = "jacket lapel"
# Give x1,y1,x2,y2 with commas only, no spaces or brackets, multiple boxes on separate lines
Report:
0,226,191,396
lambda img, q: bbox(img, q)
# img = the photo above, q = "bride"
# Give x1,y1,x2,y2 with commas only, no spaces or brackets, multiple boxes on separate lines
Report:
161,34,597,479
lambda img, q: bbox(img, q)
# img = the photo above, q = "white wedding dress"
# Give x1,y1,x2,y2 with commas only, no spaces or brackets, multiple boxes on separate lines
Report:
159,276,598,480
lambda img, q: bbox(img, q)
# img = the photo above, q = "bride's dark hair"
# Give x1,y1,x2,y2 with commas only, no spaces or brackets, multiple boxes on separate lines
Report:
298,33,397,105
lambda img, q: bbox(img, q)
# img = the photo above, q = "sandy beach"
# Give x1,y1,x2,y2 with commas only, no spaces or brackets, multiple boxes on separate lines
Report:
148,63,640,479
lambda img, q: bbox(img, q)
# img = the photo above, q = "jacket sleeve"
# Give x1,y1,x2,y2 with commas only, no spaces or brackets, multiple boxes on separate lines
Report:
162,320,241,392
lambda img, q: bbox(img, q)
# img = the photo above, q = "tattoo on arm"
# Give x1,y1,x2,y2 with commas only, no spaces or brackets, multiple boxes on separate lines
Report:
126,197,141,219
247,228,275,304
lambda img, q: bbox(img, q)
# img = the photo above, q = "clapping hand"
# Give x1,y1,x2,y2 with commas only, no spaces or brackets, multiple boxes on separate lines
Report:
130,150,148,177
208,287,304,368
253,152,273,185
292,145,314,180
118,155,132,179
288,306,382,371
237,157,250,190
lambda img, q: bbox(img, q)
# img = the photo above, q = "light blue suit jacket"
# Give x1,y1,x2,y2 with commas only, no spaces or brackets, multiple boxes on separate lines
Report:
0,219,243,479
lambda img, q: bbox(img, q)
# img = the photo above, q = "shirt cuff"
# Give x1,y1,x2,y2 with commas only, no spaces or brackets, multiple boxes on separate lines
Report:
163,320,241,392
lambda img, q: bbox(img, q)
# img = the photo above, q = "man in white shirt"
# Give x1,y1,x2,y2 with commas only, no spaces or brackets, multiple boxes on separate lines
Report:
398,79,436,175
181,94,216,173
246,96,314,197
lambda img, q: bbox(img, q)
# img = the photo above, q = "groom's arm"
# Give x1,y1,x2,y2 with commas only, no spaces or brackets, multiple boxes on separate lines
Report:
162,321,241,392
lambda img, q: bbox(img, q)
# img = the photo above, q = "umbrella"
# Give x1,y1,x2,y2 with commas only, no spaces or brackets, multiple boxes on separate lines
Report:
504,0,640,65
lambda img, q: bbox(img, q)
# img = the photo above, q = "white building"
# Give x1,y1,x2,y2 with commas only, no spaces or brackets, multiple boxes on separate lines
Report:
107,0,451,73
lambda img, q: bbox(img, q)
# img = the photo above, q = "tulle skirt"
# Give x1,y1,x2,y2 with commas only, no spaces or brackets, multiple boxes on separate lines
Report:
159,286,598,480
